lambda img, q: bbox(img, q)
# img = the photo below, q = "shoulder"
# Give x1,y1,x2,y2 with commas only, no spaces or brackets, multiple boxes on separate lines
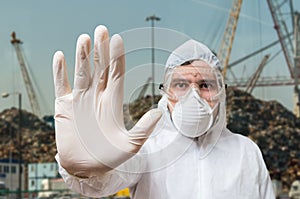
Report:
219,129,264,158
222,128,260,146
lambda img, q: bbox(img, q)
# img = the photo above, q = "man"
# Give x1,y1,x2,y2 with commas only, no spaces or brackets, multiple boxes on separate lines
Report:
53,25,275,198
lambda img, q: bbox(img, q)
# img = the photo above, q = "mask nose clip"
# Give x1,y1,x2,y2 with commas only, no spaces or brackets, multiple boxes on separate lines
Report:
191,86,201,98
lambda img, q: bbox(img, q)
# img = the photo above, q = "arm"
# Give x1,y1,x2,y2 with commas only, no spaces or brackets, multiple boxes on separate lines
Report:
52,25,161,197
254,144,276,199
56,155,143,198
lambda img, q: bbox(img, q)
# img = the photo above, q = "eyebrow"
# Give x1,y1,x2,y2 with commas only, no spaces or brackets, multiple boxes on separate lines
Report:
172,77,190,82
171,78,191,83
198,79,216,83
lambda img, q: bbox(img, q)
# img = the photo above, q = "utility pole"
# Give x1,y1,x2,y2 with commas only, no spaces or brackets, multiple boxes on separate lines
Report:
146,15,160,104
18,93,22,199
2,92,22,198
294,12,300,117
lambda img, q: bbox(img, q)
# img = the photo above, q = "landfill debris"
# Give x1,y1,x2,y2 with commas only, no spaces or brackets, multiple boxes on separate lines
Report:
0,87,299,192
0,107,56,163
226,87,300,192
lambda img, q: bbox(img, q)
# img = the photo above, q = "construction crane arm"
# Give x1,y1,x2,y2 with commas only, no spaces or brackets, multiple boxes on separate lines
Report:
266,0,294,77
217,0,243,77
245,55,270,94
10,32,41,117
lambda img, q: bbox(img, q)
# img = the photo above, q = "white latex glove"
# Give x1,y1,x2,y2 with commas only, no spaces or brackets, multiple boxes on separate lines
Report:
52,25,162,178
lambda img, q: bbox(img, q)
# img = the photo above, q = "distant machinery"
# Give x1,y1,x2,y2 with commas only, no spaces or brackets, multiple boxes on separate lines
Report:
267,0,294,76
293,12,300,116
225,35,295,87
218,0,300,116
245,55,270,94
266,0,300,116
218,0,243,77
137,77,152,99
11,32,41,117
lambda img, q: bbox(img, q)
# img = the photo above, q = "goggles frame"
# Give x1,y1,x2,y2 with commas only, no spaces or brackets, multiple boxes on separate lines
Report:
160,67,225,102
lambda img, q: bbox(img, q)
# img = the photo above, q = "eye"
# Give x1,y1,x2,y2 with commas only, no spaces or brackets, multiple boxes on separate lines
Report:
200,82,211,89
199,81,216,90
174,82,189,90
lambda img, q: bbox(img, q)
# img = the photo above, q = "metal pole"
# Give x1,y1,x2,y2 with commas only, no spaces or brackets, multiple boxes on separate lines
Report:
9,127,12,198
18,93,22,199
1,92,23,198
146,15,160,105
151,19,155,100
294,12,300,117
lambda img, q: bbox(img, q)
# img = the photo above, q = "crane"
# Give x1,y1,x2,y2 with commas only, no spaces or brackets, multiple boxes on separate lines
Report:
245,55,270,94
217,0,243,78
266,0,294,77
293,12,300,116
225,34,296,88
138,77,152,99
11,32,41,117
216,0,299,115
266,0,300,116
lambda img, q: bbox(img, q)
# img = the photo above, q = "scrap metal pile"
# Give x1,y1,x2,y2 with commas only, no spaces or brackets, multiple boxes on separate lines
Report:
0,87,299,191
0,108,56,163
226,87,300,191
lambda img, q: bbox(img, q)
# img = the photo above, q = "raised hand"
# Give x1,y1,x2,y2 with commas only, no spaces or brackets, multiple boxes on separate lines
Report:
52,25,162,178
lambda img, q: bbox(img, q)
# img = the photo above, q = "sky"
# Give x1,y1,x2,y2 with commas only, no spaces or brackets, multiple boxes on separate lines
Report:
0,0,299,117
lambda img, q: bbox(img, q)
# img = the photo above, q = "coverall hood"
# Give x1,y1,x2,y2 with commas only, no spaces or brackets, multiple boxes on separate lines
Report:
165,39,222,70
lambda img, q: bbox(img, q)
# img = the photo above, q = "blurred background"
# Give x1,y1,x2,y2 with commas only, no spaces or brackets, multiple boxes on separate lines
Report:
0,0,299,198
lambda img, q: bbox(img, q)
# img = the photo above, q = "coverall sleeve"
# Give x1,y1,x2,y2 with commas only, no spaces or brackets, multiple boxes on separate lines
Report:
256,146,276,199
55,154,143,198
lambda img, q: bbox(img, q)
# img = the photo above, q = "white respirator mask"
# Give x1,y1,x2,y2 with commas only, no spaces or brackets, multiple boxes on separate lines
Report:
171,88,217,138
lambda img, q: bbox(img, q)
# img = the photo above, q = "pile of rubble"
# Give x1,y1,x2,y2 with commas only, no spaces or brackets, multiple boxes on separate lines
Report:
0,107,56,163
124,95,162,129
0,87,298,191
226,87,300,191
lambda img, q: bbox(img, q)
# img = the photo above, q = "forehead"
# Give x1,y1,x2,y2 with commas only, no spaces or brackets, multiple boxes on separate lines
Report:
171,60,215,78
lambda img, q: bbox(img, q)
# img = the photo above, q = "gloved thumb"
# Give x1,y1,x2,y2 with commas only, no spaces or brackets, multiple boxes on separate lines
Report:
128,108,162,147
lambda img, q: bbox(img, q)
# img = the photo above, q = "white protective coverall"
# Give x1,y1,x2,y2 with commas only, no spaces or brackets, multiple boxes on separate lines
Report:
56,39,275,199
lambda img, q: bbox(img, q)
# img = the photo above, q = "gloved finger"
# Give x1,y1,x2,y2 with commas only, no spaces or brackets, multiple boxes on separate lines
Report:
93,25,110,91
74,34,91,90
129,108,162,147
52,51,71,98
107,34,125,109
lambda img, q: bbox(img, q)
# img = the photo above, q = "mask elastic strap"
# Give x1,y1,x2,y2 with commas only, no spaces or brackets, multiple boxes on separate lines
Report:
159,84,179,101
210,87,225,102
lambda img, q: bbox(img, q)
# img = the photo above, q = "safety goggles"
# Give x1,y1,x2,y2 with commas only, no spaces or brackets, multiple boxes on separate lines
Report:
159,64,225,102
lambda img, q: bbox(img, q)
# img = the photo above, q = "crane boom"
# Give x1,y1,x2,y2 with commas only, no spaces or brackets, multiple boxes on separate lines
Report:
294,12,300,117
245,54,270,94
11,32,41,117
227,76,295,87
266,0,294,77
217,0,243,77
138,77,152,99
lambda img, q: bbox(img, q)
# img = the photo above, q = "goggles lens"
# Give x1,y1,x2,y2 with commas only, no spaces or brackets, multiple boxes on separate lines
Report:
161,66,224,102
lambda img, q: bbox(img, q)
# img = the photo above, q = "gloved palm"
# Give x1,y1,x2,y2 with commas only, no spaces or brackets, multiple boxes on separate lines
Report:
52,25,161,178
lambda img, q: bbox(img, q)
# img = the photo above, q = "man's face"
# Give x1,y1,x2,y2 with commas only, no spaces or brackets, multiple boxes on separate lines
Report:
165,60,221,113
